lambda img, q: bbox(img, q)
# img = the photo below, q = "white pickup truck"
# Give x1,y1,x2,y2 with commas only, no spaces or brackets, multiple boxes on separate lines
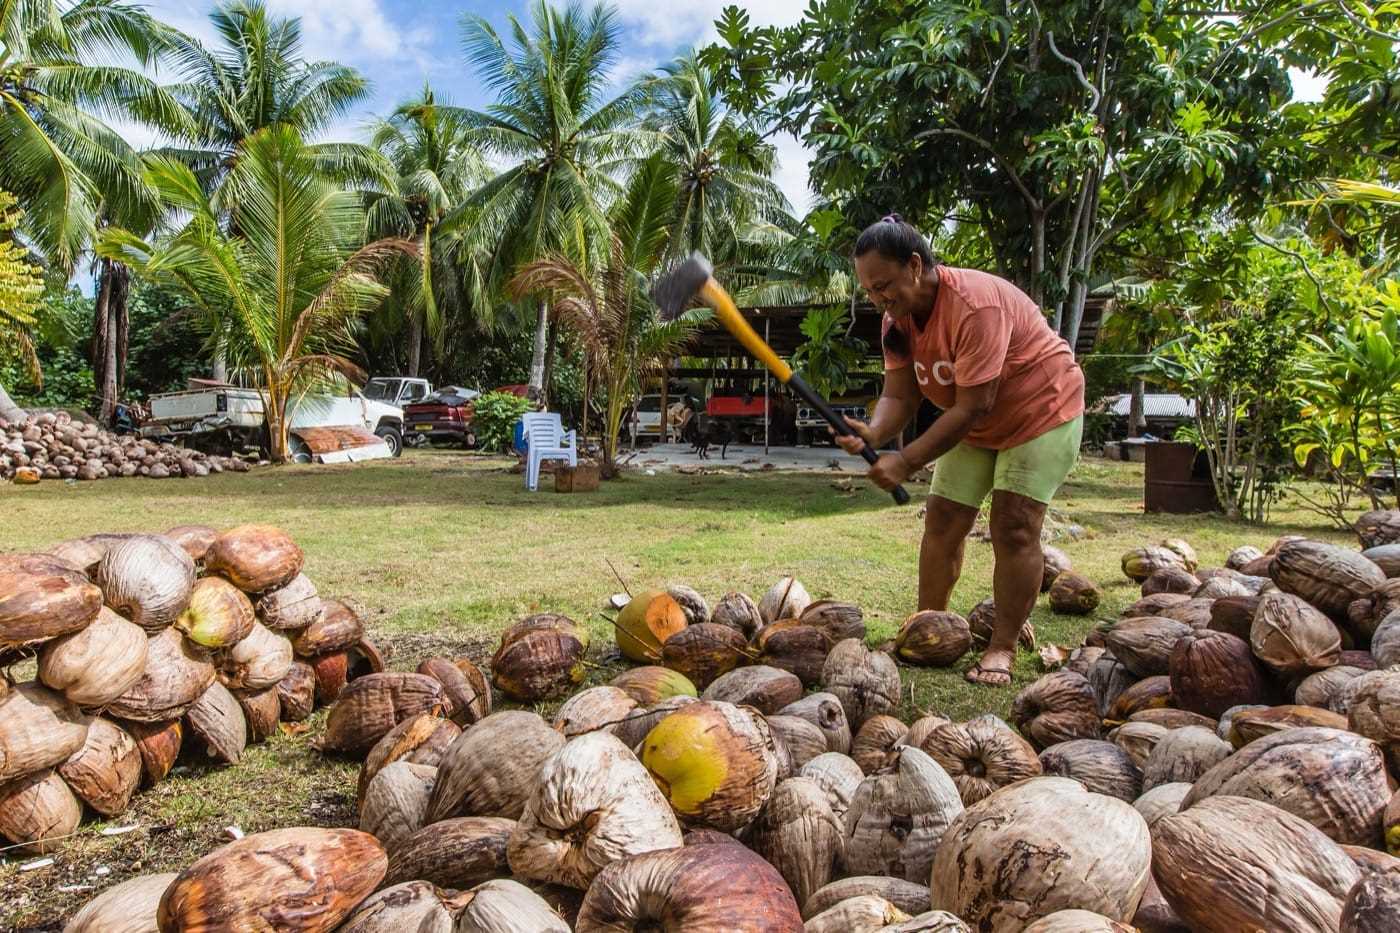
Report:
143,382,406,462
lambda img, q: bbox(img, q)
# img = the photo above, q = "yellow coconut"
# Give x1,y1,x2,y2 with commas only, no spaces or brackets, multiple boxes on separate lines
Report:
616,590,688,663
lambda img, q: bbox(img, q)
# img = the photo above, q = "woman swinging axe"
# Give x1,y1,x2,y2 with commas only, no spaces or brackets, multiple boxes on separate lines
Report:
835,215,1085,687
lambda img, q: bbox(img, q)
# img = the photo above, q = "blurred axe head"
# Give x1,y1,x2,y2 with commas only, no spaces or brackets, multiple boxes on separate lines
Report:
652,252,714,321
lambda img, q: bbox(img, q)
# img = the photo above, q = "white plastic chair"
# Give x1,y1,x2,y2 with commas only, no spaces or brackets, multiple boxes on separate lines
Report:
521,412,577,491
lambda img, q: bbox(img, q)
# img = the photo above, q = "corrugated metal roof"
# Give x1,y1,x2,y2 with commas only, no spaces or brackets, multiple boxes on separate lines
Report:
1102,394,1195,418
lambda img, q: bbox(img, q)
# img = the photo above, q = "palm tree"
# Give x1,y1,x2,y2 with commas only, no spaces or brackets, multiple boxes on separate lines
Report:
447,0,656,404
648,54,789,262
509,154,697,475
99,125,413,462
0,190,45,421
368,86,490,377
0,0,189,267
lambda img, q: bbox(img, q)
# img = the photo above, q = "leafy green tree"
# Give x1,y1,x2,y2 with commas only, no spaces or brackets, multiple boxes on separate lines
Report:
0,0,189,268
367,86,490,377
508,154,697,476
791,305,867,398
446,0,655,404
703,1,1305,349
99,126,412,462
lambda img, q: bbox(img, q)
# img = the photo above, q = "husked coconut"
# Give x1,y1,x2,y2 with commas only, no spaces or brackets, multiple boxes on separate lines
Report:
744,776,843,907
337,880,455,933
640,700,779,832
701,664,800,714
667,584,710,625
1039,739,1142,802
255,573,321,630
428,711,564,822
157,827,384,931
64,872,178,933
1023,911,1134,932
236,686,280,743
58,717,141,816
508,731,683,889
759,575,811,625
126,718,182,785
1103,617,1192,677
96,535,196,632
802,876,932,920
1226,704,1348,747
1042,545,1072,591
823,638,901,727
661,623,749,689
1122,546,1186,582
1297,665,1366,710
851,714,908,774
711,591,763,638
203,524,304,592
1153,794,1360,932
291,599,364,657
0,768,81,853
491,621,587,702
0,553,102,647
1049,572,1102,614
800,599,866,642
1141,567,1199,597
804,895,910,933
356,712,459,810
778,692,851,754
754,620,834,685
1106,675,1173,722
844,746,964,883
165,524,218,562
895,611,972,667
1112,721,1168,771
1184,726,1391,846
611,665,698,705
1250,590,1342,676
1133,781,1190,829
1270,539,1385,618
1011,670,1101,749
455,878,570,933
766,715,828,771
551,686,637,738
919,714,1041,805
1342,869,1400,932
218,621,293,691
1140,726,1231,789
574,843,803,932
932,776,1151,928
384,816,513,890
1168,629,1271,719
175,577,255,649
276,661,317,721
37,607,147,707
360,760,436,853
798,752,865,818
186,680,247,764
321,672,447,755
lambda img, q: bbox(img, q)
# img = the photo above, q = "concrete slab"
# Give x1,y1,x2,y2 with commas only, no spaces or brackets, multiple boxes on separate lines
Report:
620,442,872,473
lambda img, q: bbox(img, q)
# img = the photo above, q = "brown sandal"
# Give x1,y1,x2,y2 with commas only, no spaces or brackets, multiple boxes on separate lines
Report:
965,661,1013,686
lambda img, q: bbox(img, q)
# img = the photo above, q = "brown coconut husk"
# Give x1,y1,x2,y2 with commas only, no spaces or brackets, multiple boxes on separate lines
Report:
107,628,214,723
360,760,437,854
355,712,459,811
452,879,571,932
1112,721,1168,771
967,598,1036,650
1140,725,1232,790
254,572,321,630
1141,567,1200,597
0,681,91,782
1048,572,1102,614
1271,539,1385,619
804,895,911,933
843,746,964,883
427,711,564,822
507,731,682,890
797,752,865,819
777,692,851,755
1208,595,1261,641
310,650,349,705
766,715,829,772
799,600,867,642
1122,593,1191,617
58,716,141,816
895,611,972,667
203,524,305,593
0,768,82,853
157,827,385,931
235,686,281,743
384,816,514,890
1122,546,1188,582
96,534,196,632
609,696,696,751
701,664,801,714
0,553,103,646
1227,704,1349,746
275,661,317,722
1296,665,1367,711
37,607,148,707
124,718,182,786
292,599,364,657
550,686,637,738
660,623,749,689
754,619,835,685
1038,738,1142,802
64,872,179,933
321,672,447,755
1042,545,1072,591
802,875,932,921
1251,590,1343,677
822,639,901,728
1128,708,1217,730
186,681,247,764
920,715,1041,805
850,714,909,774
1011,670,1101,749
710,591,763,638
491,626,586,702
418,656,493,727
1106,675,1174,722
666,584,710,625
1168,629,1272,719
1102,617,1192,677
217,621,293,692
610,665,698,706
164,524,219,562
744,776,843,908
759,576,812,625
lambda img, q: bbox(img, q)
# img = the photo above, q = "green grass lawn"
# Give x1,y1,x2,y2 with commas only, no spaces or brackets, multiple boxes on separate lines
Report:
0,450,1353,929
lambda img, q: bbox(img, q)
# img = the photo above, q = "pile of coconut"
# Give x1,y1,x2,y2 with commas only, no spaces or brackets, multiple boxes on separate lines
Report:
1,411,250,484
0,525,382,856
60,510,1400,932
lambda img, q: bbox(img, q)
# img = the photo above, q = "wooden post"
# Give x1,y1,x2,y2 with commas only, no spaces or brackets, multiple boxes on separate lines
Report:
764,316,770,455
659,366,669,445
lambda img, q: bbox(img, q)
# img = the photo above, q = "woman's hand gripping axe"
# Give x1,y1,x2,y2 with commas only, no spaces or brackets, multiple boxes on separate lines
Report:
653,252,910,505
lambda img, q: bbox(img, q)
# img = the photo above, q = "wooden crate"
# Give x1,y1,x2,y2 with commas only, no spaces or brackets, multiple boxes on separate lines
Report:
554,463,600,492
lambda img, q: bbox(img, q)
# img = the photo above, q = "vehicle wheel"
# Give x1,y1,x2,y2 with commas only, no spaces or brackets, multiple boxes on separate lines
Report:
463,431,478,450
376,426,403,457
795,428,810,447
288,436,313,464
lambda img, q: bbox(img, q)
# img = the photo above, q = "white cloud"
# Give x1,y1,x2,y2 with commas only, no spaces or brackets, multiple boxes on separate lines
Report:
264,0,427,65
608,0,802,48
771,131,815,216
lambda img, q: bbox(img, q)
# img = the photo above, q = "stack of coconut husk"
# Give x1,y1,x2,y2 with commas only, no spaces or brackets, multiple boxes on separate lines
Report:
65,511,1400,931
0,524,382,855
1,411,250,484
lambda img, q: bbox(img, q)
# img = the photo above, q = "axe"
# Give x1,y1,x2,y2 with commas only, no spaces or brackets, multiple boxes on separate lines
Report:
654,252,911,505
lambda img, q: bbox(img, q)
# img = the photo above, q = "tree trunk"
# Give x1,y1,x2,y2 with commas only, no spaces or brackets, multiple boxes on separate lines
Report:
1129,378,1146,437
406,312,422,378
211,344,228,383
113,262,129,393
527,301,549,403
540,316,560,410
96,262,130,425
0,382,27,422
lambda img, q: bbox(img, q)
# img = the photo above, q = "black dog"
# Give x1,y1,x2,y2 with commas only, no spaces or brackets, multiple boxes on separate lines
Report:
682,412,731,460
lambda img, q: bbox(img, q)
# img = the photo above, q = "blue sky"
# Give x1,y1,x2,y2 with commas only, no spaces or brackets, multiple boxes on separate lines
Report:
133,0,819,210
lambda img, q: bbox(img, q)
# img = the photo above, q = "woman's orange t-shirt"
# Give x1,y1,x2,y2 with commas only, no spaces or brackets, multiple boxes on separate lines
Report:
881,265,1085,451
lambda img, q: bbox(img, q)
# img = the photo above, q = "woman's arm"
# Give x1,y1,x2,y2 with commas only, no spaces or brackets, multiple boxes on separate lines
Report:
838,365,921,449
899,378,999,470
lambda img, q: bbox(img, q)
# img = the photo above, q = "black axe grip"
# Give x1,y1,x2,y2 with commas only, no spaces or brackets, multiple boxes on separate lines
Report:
787,373,911,505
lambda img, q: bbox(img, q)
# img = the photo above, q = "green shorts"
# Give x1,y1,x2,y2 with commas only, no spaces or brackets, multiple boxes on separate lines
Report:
930,416,1083,508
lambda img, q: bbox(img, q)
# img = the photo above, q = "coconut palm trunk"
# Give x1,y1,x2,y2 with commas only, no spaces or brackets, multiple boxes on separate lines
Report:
93,259,131,424
528,302,550,402
0,382,26,422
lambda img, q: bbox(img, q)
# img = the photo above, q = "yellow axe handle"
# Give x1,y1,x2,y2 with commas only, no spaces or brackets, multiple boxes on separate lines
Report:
699,279,793,382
